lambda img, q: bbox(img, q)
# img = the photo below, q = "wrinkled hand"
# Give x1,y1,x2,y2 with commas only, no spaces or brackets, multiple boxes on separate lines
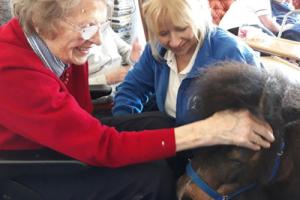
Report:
174,109,275,152
105,66,130,85
130,38,142,63
204,109,274,150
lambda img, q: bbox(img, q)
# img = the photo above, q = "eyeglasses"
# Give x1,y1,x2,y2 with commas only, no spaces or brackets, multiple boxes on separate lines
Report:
63,19,110,40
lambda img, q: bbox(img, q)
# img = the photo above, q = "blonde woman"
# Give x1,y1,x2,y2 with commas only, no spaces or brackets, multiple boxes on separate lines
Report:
113,0,261,126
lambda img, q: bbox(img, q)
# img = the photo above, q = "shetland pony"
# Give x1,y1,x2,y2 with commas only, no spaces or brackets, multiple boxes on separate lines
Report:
177,61,300,200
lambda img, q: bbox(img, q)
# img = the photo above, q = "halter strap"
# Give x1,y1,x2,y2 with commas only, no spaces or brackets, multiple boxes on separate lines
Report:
268,139,285,183
186,163,256,200
186,139,285,199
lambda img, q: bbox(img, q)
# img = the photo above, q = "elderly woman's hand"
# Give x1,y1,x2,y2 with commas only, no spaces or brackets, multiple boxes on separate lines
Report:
174,109,274,152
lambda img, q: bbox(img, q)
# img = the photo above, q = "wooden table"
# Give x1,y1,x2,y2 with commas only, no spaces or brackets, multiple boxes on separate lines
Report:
244,36,300,61
260,56,300,83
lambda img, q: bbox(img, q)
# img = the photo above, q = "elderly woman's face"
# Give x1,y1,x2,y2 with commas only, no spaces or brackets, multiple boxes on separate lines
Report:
41,0,107,65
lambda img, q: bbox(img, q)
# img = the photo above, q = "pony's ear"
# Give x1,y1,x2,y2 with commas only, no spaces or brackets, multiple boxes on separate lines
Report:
282,86,300,125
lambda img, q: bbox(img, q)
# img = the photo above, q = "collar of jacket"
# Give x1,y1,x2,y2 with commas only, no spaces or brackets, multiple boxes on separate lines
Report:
155,27,216,79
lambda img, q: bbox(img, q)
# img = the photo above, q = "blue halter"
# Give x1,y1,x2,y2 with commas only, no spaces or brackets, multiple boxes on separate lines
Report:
186,163,256,200
186,140,285,200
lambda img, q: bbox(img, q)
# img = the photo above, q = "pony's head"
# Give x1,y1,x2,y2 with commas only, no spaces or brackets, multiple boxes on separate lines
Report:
177,62,300,200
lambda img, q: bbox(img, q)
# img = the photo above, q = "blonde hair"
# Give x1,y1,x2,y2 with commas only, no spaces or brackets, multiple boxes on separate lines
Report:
142,0,213,60
11,0,107,38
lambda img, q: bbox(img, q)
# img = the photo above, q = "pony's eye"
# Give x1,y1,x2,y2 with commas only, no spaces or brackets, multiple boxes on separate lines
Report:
227,171,240,183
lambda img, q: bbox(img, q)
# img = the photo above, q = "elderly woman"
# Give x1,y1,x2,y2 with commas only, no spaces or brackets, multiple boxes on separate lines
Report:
0,0,274,199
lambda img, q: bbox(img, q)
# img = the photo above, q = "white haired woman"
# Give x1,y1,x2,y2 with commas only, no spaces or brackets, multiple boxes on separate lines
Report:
0,0,274,199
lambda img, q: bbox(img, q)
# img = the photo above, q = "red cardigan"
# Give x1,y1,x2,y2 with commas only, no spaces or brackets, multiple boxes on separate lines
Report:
0,19,176,167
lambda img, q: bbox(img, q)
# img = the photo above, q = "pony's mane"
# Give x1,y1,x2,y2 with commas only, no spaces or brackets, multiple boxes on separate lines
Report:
188,62,267,120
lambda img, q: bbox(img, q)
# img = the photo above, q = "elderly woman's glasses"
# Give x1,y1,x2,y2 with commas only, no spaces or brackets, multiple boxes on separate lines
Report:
63,19,110,40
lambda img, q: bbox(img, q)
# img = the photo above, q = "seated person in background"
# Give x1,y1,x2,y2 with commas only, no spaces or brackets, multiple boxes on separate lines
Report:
219,0,281,35
271,0,300,41
0,0,274,198
112,0,261,126
271,0,300,25
88,25,142,90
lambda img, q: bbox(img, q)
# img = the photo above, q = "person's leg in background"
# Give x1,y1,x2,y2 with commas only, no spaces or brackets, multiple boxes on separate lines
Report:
100,111,175,131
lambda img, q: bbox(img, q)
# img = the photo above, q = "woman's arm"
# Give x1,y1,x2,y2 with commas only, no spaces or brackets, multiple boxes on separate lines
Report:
112,45,157,115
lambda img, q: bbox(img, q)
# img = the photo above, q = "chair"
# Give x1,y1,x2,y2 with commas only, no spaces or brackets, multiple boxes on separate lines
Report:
90,84,114,117
0,149,87,199
90,84,113,106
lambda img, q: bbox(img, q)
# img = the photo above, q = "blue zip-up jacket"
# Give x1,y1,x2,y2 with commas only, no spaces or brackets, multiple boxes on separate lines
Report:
112,27,260,125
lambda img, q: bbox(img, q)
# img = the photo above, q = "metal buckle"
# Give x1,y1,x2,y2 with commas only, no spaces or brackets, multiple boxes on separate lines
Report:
223,195,229,200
